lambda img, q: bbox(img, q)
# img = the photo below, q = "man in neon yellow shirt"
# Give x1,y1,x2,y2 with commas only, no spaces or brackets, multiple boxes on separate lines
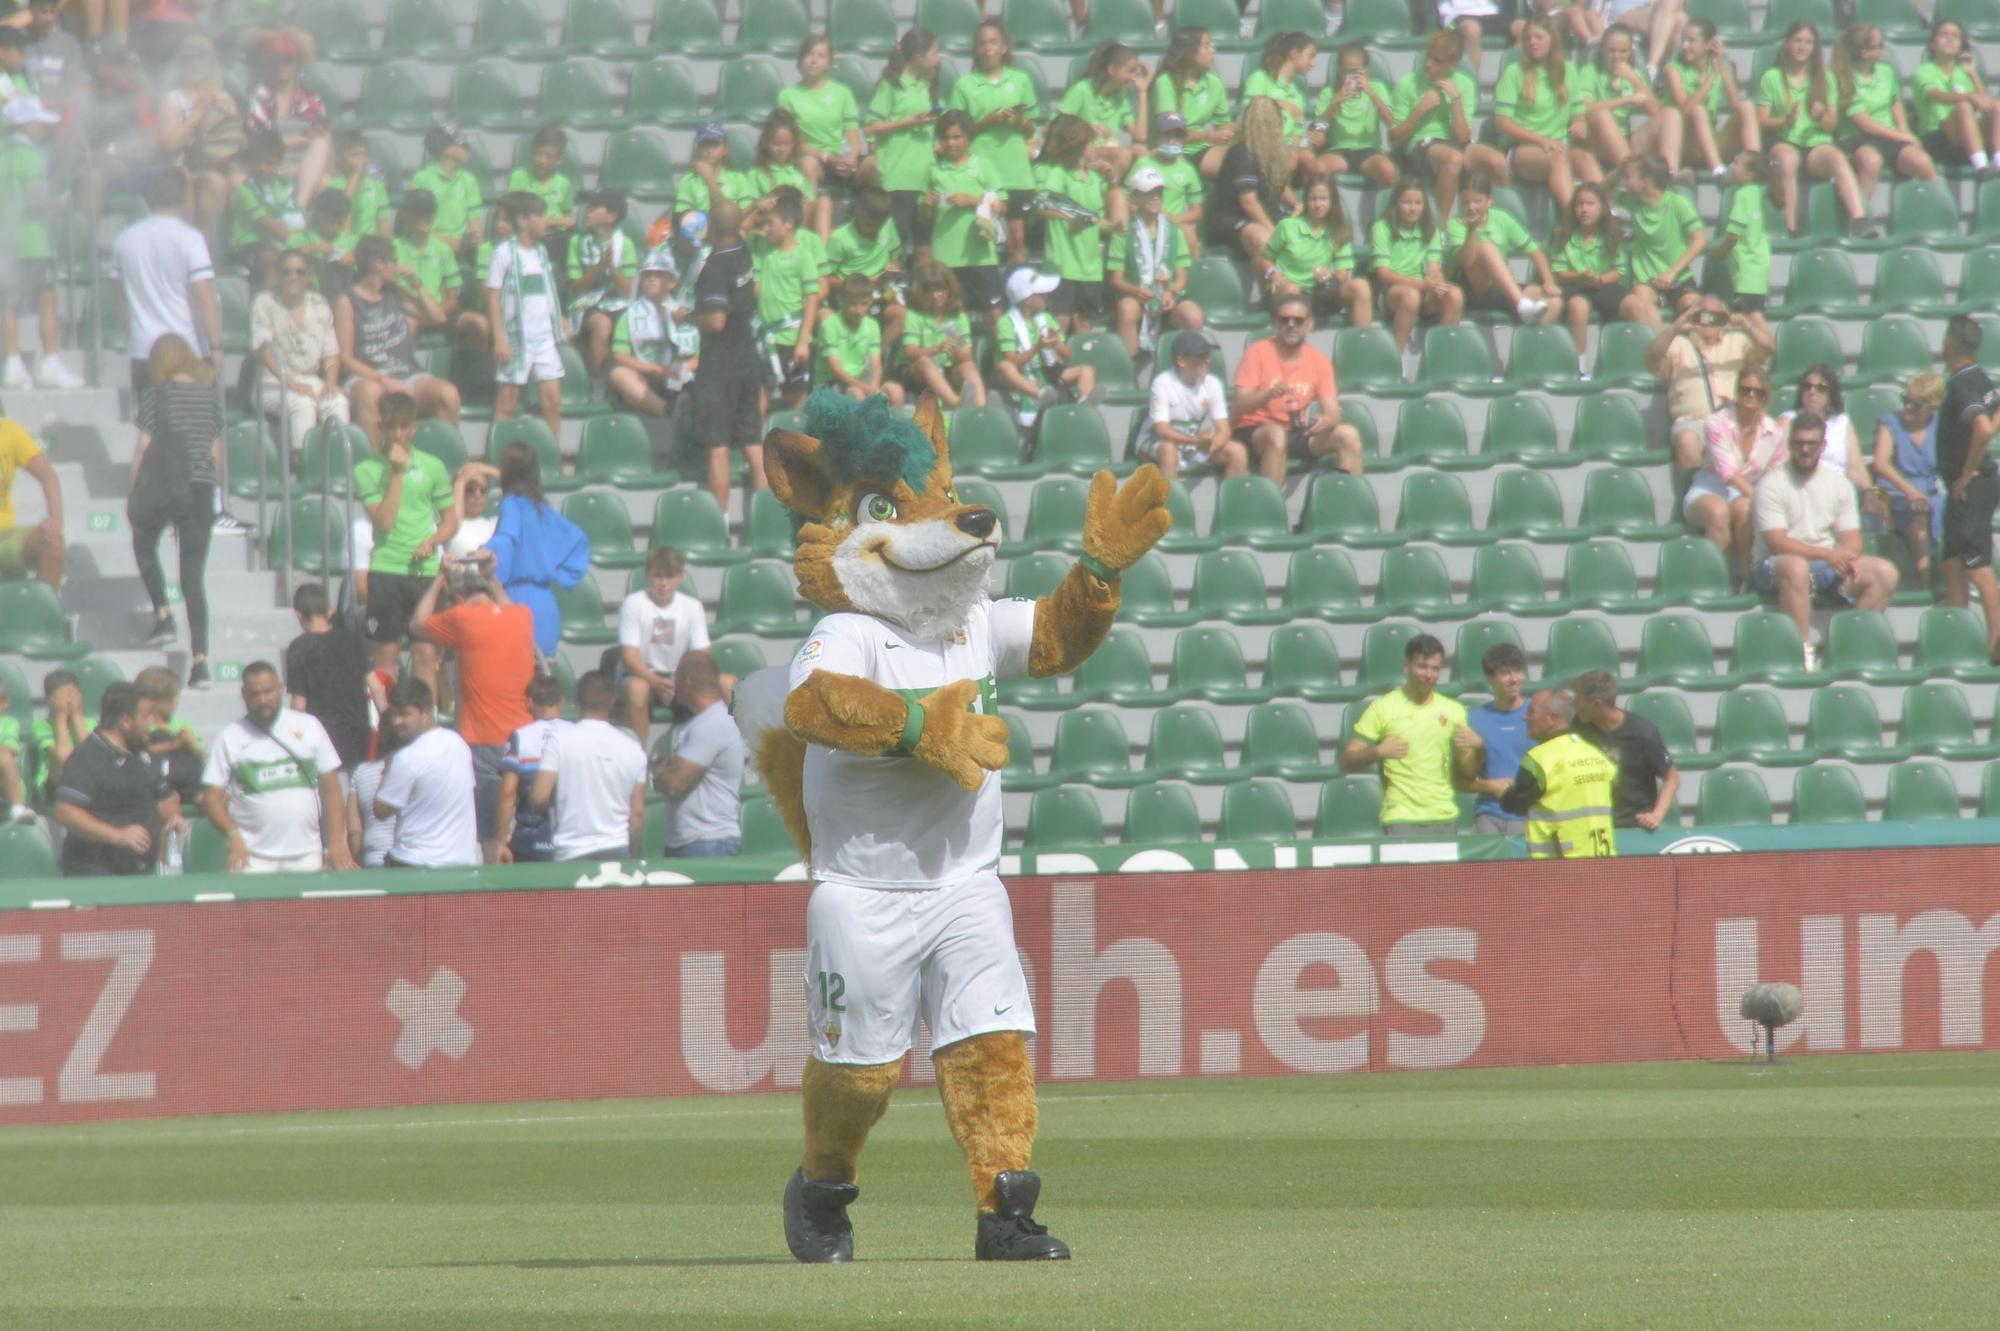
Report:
1339,632,1479,837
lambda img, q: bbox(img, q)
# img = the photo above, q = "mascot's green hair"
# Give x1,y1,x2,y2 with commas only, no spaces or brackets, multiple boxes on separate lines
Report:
801,388,938,498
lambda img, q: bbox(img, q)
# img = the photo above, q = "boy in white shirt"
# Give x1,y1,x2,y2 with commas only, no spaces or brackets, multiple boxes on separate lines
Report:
1134,330,1241,479
617,544,710,747
372,677,479,868
487,191,568,447
530,670,646,863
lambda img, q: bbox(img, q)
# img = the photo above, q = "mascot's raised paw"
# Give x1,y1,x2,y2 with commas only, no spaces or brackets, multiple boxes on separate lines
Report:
912,678,1011,792
1080,464,1172,576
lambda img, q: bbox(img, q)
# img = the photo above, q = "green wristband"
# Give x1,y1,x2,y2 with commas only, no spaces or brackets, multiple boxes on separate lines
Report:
894,700,926,756
1078,552,1118,581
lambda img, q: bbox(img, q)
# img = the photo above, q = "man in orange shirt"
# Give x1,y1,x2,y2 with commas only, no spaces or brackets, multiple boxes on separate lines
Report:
1228,293,1364,480
411,548,537,863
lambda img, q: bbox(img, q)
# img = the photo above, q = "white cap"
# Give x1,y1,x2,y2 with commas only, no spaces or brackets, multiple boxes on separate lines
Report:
1127,165,1166,193
1005,267,1062,306
3,96,61,129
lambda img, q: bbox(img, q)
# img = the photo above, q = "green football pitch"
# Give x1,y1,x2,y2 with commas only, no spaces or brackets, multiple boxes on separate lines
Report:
4,1053,1997,1330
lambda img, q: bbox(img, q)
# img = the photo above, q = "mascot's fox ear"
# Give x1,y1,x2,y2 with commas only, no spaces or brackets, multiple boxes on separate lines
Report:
913,392,952,480
765,428,835,522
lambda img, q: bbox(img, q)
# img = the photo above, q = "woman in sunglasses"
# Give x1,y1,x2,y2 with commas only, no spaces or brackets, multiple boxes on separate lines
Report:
1872,371,1946,583
249,253,348,459
1778,363,1882,524
1684,365,1783,588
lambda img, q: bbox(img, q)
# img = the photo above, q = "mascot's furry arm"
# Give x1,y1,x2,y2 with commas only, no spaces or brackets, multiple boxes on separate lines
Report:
784,675,1008,793
1027,466,1172,678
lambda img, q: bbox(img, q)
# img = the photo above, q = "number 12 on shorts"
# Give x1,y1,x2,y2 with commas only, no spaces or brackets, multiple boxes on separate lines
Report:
815,970,846,1013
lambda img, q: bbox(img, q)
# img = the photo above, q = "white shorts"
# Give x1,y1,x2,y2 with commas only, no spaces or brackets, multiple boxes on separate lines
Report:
804,869,1035,1066
497,336,565,387
1134,431,1216,469
244,848,325,874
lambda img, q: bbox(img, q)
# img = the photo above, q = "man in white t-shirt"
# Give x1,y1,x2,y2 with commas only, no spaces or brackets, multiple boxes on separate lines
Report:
650,650,743,857
372,677,480,868
199,660,355,872
110,168,224,392
531,669,646,863
1134,331,1242,480
618,544,710,747
1751,410,1901,670
487,191,568,447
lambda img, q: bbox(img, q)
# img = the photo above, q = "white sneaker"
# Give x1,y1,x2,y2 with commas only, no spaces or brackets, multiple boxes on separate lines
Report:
1516,296,1548,323
0,356,29,392
34,356,83,390
1802,642,1820,673
1014,407,1039,429
212,512,252,536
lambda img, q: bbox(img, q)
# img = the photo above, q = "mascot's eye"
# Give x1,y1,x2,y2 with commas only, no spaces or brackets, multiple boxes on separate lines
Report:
858,492,899,523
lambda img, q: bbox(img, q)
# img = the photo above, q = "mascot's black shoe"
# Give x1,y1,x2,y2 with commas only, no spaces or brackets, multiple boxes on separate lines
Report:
975,1170,1071,1261
784,1167,860,1263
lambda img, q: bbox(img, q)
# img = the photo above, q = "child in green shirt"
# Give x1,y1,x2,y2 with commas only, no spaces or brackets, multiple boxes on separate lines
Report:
568,186,638,381
815,275,899,403
1910,20,2000,172
1131,112,1206,262
608,249,697,418
995,268,1096,429
899,262,985,409
284,189,358,297
1575,28,1665,175
1315,43,1397,188
675,122,732,236
1444,173,1558,325
743,111,816,227
326,131,392,239
230,130,303,291
0,95,75,393
1617,153,1706,326
29,668,89,808
1108,166,1205,360
506,126,579,280
862,30,943,268
949,20,1039,266
0,674,23,818
1262,176,1372,327
781,34,865,240
409,126,486,262
1243,32,1314,151
1706,151,1774,346
1832,24,1937,191
1387,29,1507,222
1757,22,1873,237
391,189,465,341
1033,114,1122,334
923,110,1004,321
1661,21,1756,183
1057,41,1146,181
1153,28,1234,177
1548,182,1630,371
824,187,906,351
1492,19,1591,212
751,189,823,407
1370,177,1463,356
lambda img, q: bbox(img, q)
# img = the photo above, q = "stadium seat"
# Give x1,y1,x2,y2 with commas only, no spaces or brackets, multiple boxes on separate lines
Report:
1122,781,1203,845
1825,609,1923,684
487,417,580,491
1853,0,1926,35
1390,399,1479,472
1072,628,1163,706
1392,473,1479,546
0,661,30,729
950,403,1032,479
599,127,678,200
0,583,89,660
1334,326,1415,395
650,489,745,564
627,58,700,126
1940,0,2000,40
474,0,548,56
1026,786,1107,848
1731,611,1813,685
1917,606,2000,681
734,491,791,562
1900,681,1997,758
1772,316,1844,385
1070,334,1146,404
385,0,461,57
1209,475,1302,550
1243,702,1337,780
1417,325,1502,393
1578,466,1679,539
1315,774,1383,838
69,658,123,717
1376,546,1468,617
709,638,767,679
1561,539,1653,612
1981,759,2000,816
649,0,730,54
1655,536,1756,610
739,0,813,51
715,561,804,637
1885,759,1963,820
1219,778,1298,841
1001,0,1076,49
1449,620,1525,686
1591,323,1659,389
1014,477,1089,554
301,0,374,60
580,415,677,487
1872,246,1954,315
356,62,436,131
1192,549,1286,625
1627,690,1709,769
1259,0,1339,39
1175,0,1257,47
1171,626,1267,703
451,59,529,131
562,493,644,569
410,419,468,475
554,579,618,645
1264,623,1351,702
1805,683,1906,762
0,823,56,878
1695,768,1773,827
1037,405,1116,473
740,792,797,856
1889,179,1964,246
1302,472,1394,548
1506,325,1584,392
266,496,349,577
1637,613,1726,690
1537,617,1622,689
1482,397,1565,468
997,712,1054,793
1790,764,1870,824
562,0,642,53
1053,708,1152,787
224,424,280,500
1712,687,1807,765
1185,257,1256,328
1145,705,1233,784
539,59,624,129
1775,247,1862,317
1468,543,1554,616
917,0,985,47
1358,621,1426,690
1005,551,1071,601
1857,315,1936,386
1285,547,1367,622
1572,393,1663,465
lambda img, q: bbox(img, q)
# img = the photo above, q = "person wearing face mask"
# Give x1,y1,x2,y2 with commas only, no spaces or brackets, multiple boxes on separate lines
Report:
1130,113,1206,262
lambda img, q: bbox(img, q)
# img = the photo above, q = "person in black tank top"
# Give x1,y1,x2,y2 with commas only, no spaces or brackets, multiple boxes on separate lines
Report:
335,236,464,441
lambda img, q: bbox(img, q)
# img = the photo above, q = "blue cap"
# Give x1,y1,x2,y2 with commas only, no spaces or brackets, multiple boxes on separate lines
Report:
695,121,726,144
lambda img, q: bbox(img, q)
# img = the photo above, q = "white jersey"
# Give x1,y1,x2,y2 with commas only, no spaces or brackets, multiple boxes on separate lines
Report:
199,708,342,863
788,596,1036,891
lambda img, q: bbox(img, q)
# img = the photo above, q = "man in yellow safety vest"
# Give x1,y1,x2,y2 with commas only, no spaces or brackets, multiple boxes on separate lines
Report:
1499,689,1618,859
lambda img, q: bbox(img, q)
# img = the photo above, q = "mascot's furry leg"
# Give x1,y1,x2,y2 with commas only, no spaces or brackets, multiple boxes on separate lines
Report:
935,1032,1068,1260
785,1056,904,1263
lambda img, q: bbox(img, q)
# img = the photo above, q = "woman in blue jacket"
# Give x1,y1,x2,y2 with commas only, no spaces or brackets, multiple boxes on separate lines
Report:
483,442,591,658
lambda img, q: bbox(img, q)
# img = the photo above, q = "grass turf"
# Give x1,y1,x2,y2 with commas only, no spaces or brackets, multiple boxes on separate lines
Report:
3,1053,1998,1329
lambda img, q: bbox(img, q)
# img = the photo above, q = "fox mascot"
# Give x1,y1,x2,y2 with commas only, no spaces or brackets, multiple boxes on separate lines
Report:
744,389,1170,1262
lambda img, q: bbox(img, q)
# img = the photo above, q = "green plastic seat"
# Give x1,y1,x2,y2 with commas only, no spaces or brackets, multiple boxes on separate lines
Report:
823,0,900,51
1981,758,2000,815
1392,471,1479,542
356,60,437,131
1376,546,1465,617
1122,781,1203,845
1026,786,1107,848
1192,549,1286,625
0,661,30,730
385,0,461,57
1713,687,1807,765
1561,539,1653,611
1941,0,2000,40
299,421,375,496
1873,246,1955,314
599,127,678,200
224,424,280,500
739,0,813,51
1005,551,1072,601
562,492,644,569
709,638,767,679
629,57,701,122
998,711,1054,793
1170,626,1266,704
69,658,124,717
1539,617,1622,689
487,416,580,490
566,0,643,53
1315,774,1383,838
0,583,89,660
1036,405,1115,474
1853,0,1927,35
1285,547,1367,622
265,496,350,577
1053,708,1152,787
1073,628,1167,706
1627,690,1709,769
538,58,623,129
1302,472,1393,548
1592,322,1659,390
944,403,1027,479
738,792,794,855
1573,393,1661,464
1219,778,1298,841
1468,543,1553,616
1959,248,2000,311
1857,315,1936,386
301,0,375,60
1637,613,1725,690
1507,325,1583,392
579,414,677,487
1068,333,1145,404
1771,316,1844,386
1208,476,1300,550
1776,247,1862,316
716,561,804,637
1825,609,1923,683
1695,768,1774,827
1001,0,1076,48
1579,466,1679,539
474,0,548,56
1483,397,1564,467
1900,681,1997,757
1450,621,1525,687
1391,399,1478,472
650,488,744,564
1243,701,1337,780
1146,705,1233,784
917,0,984,46
0,822,56,877
716,60,784,127
1917,606,2000,681
554,578,618,645
1418,325,1501,394
1790,764,1870,823
450,59,528,130
952,478,1010,542
742,490,795,561
1014,477,1089,554
1359,622,1426,690
649,0,729,54
408,419,468,475
1185,257,1255,327
1656,536,1756,610
1264,624,1351,702
1334,326,1414,395
1885,759,1963,820
1732,611,1814,685
1806,683,1907,762
1889,179,1964,245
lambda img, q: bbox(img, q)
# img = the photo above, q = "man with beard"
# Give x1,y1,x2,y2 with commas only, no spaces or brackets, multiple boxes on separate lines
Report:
200,661,354,872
